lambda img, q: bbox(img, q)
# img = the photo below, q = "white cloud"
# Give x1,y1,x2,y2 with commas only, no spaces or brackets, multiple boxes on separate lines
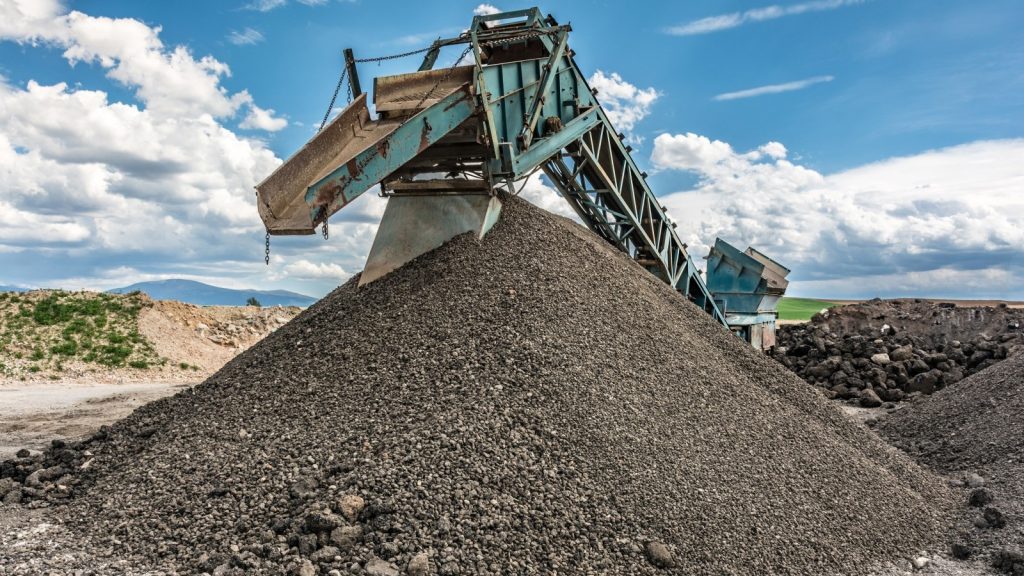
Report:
241,103,288,131
473,4,501,16
667,0,867,36
514,172,577,220
0,200,91,244
654,135,1024,298
227,27,265,46
0,2,369,297
246,0,330,11
587,70,659,136
245,0,287,11
281,259,349,281
713,75,834,101
0,1,285,124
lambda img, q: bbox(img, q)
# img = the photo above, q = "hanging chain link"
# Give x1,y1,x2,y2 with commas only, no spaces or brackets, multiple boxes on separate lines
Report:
412,44,474,112
318,67,348,132
479,29,556,48
353,43,440,64
322,219,329,240
264,231,271,265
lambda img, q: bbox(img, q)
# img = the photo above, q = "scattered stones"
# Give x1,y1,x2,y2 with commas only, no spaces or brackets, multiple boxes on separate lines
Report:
993,548,1024,576
983,507,1007,529
329,525,361,549
951,541,973,560
291,559,315,576
337,494,365,521
645,541,675,568
860,388,883,408
966,473,986,488
969,488,993,507
407,552,430,576
911,555,929,570
365,557,400,576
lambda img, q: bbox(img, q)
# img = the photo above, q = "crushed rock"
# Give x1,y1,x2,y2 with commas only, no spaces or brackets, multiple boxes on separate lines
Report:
8,195,954,574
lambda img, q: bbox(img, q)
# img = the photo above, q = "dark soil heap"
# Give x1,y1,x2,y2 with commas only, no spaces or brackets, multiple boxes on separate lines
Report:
880,354,1024,565
25,197,951,574
775,300,1023,404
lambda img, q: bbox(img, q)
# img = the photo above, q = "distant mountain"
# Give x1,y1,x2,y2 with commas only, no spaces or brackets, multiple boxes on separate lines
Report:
109,279,316,307
0,284,30,292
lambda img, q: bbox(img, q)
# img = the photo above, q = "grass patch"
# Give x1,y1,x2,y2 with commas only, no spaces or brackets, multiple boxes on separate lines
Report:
777,297,838,322
0,289,159,374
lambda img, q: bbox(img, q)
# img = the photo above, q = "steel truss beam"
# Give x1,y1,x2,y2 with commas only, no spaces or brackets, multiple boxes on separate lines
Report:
540,120,726,324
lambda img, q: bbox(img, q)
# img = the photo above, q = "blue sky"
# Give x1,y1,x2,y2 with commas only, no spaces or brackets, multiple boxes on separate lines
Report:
0,0,1022,299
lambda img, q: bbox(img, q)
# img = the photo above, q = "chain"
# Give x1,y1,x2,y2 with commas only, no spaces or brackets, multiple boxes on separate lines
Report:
322,219,329,240
353,42,441,63
412,44,474,112
479,29,556,48
319,67,348,132
264,231,271,265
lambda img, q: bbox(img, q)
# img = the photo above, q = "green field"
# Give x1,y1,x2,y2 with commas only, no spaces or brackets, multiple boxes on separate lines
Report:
777,297,838,321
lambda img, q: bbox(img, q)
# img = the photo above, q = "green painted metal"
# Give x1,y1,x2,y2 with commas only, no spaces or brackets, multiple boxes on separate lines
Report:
705,238,791,348
303,84,476,228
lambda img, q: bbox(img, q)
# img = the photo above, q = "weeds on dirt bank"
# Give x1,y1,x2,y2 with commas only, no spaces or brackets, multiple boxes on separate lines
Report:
0,290,163,379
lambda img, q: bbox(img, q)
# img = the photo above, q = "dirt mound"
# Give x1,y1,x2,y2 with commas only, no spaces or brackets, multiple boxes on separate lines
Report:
814,299,1024,345
28,196,951,574
0,289,301,384
775,299,1023,404
139,300,300,373
880,354,1024,564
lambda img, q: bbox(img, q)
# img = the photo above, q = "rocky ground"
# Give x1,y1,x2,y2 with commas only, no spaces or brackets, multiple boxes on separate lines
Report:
0,196,954,575
773,299,1023,406
879,354,1024,576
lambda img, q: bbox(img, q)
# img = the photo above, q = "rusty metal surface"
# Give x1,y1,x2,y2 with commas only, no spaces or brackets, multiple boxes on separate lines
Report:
256,94,371,233
374,66,475,114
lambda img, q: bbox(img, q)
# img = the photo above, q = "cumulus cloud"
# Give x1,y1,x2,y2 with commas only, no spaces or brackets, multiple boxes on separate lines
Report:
473,3,501,16
713,75,834,101
473,4,502,16
227,27,265,46
654,134,1024,298
0,1,374,297
241,103,288,131
667,0,867,36
282,259,349,281
587,70,659,137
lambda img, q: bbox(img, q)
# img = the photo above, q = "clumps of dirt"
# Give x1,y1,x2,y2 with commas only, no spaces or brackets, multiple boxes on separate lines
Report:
0,438,96,507
879,354,1024,567
774,299,1023,404
18,197,953,574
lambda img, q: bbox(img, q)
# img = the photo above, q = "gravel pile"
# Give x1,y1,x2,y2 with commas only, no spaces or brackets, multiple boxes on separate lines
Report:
774,300,1023,404
8,196,952,574
880,354,1024,569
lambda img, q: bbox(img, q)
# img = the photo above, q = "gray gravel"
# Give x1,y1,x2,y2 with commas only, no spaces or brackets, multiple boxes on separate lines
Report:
7,195,953,574
880,354,1024,568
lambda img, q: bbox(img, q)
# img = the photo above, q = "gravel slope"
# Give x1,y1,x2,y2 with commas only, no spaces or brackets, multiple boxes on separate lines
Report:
46,196,952,575
880,354,1024,565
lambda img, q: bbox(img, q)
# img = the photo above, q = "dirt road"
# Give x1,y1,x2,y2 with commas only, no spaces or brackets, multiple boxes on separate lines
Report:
0,381,190,458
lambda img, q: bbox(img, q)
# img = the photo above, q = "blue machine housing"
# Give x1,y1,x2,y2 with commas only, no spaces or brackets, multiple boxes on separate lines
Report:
705,238,791,349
